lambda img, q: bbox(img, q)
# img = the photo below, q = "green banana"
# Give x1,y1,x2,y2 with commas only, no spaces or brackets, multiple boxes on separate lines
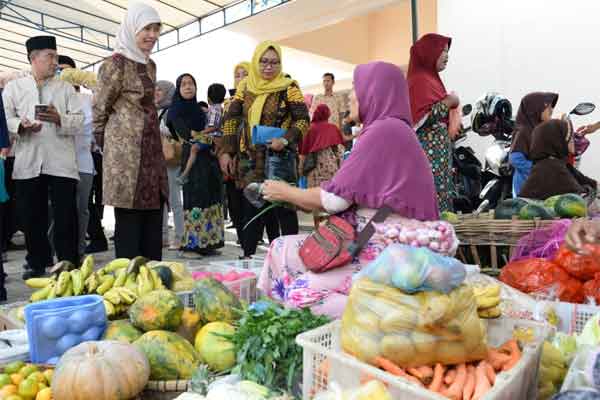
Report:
80,255,94,280
25,277,54,289
85,273,99,293
30,285,52,302
103,300,115,317
62,280,73,297
104,258,131,273
127,256,149,275
71,269,84,296
149,268,165,290
96,275,115,295
113,268,127,288
103,289,121,305
125,273,138,294
56,271,71,295
97,267,106,276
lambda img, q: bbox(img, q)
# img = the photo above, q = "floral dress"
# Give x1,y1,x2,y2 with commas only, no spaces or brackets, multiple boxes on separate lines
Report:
416,102,454,212
306,145,345,188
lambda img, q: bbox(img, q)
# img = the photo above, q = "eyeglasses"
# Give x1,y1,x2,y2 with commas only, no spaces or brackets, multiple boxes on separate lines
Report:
259,58,280,68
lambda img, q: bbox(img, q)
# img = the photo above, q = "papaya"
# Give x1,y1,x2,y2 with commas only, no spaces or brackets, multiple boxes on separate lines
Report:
518,203,553,220
555,193,587,218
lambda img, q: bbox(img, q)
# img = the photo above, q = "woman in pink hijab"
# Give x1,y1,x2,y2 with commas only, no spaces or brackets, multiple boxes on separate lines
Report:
257,61,439,318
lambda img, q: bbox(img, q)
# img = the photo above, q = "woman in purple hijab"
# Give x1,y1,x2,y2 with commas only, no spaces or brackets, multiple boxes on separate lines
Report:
259,62,439,318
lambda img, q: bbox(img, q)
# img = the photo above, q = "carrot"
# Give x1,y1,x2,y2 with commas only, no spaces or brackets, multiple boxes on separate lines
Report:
483,361,496,384
486,348,511,371
463,365,476,400
444,368,457,385
472,361,492,400
443,363,467,400
408,367,425,380
374,356,407,377
501,340,521,371
418,365,434,379
428,363,446,393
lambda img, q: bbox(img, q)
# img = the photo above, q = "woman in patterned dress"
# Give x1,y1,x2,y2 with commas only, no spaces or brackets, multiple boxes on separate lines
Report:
93,3,168,260
167,74,224,256
220,41,310,258
407,34,460,212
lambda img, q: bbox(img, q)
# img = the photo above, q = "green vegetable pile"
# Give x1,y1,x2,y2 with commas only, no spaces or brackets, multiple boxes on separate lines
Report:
228,301,329,394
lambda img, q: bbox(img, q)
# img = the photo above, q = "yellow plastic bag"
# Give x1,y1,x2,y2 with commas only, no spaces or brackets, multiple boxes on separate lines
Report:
341,278,487,368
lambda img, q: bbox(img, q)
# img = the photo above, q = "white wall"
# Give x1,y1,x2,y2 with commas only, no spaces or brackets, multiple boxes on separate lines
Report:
152,29,354,104
437,0,600,179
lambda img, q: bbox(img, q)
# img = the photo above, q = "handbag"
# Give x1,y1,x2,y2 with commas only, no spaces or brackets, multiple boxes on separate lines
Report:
162,136,176,164
302,152,318,176
299,206,392,273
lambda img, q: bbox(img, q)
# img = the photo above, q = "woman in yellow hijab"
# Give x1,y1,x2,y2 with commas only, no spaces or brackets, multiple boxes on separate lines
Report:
221,41,310,259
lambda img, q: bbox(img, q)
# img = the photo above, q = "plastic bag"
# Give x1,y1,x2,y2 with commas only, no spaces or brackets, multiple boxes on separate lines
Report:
584,274,600,305
372,219,459,256
341,278,487,368
511,220,572,262
555,244,600,281
499,258,584,303
313,381,392,400
354,244,466,294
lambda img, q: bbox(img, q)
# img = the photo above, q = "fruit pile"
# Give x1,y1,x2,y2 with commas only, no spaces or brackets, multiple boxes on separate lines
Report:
26,256,190,319
494,193,587,220
0,361,53,400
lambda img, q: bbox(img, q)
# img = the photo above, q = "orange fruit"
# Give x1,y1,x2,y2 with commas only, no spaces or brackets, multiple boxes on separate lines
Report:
10,374,23,386
17,378,38,399
17,366,37,379
0,373,12,387
41,371,52,386
35,388,52,400
0,384,18,396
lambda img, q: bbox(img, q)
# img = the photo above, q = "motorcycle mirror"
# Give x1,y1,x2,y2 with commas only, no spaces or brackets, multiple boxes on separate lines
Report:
570,102,596,116
462,104,473,116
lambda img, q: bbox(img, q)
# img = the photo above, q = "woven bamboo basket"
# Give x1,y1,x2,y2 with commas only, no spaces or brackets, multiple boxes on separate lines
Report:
136,379,191,400
452,211,557,274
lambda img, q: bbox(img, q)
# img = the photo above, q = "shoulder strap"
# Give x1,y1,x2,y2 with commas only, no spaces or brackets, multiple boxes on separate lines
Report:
158,108,167,122
347,206,393,257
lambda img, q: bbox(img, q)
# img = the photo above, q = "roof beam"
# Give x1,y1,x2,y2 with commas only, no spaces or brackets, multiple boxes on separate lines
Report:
41,0,121,26
0,54,29,65
0,63,20,71
0,1,115,51
98,0,178,30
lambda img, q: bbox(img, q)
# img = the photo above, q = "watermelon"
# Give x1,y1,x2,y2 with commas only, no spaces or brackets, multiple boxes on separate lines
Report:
129,290,184,332
152,265,174,289
102,320,143,343
192,278,241,324
134,330,200,380
544,195,562,210
555,193,587,218
518,203,554,220
194,322,236,372
494,198,528,220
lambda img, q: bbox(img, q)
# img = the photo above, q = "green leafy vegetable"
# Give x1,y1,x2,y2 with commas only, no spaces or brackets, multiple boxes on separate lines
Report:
227,302,329,395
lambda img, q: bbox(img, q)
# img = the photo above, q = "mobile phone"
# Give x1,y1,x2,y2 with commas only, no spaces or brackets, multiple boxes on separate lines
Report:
35,104,49,120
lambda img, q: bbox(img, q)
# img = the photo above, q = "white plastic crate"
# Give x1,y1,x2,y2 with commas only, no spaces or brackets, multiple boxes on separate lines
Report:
296,318,550,400
178,262,258,306
209,257,265,277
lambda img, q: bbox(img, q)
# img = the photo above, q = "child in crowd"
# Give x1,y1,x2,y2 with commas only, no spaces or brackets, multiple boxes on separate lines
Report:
177,83,227,185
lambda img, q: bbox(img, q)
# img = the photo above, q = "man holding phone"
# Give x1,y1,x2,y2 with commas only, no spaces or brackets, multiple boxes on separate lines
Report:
2,36,83,279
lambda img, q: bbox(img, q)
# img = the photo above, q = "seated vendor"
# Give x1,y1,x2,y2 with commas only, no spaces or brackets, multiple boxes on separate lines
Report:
258,61,440,318
519,119,597,200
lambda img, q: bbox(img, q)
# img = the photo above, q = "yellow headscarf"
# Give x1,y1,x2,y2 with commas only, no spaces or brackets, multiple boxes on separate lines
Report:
234,61,250,84
245,41,294,131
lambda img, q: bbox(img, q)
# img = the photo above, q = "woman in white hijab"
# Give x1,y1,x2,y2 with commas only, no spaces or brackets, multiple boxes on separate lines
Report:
92,2,169,260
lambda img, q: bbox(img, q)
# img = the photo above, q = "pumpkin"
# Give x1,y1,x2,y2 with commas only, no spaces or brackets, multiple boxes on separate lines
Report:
129,290,183,332
176,308,203,343
192,278,241,323
135,330,200,380
194,322,236,372
51,340,149,400
102,320,143,343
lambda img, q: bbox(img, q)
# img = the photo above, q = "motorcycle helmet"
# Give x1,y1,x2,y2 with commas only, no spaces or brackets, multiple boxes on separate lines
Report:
471,93,514,138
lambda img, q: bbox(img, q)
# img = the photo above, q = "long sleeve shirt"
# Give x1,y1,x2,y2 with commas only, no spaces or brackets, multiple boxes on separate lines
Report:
0,89,8,149
74,92,94,174
2,75,84,180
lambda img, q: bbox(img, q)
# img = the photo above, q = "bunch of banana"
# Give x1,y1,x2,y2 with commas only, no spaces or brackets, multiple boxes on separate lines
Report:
26,255,169,319
538,341,568,399
473,284,502,319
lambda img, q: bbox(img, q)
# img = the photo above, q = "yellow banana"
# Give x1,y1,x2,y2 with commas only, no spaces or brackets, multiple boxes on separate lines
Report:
113,268,127,288
127,256,149,275
103,300,115,317
96,275,115,295
62,280,73,297
25,277,54,289
149,268,165,290
70,269,84,296
30,285,52,302
104,258,130,273
103,289,121,305
475,295,501,310
478,305,501,319
473,284,501,298
116,287,137,304
56,271,71,295
85,273,99,293
80,255,94,280
138,266,154,295
47,283,58,300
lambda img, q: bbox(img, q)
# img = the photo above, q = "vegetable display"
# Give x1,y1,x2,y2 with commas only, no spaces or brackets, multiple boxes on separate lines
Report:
493,194,587,220
227,301,329,393
372,219,459,256
195,322,236,372
128,289,184,332
101,320,143,343
134,330,200,380
0,362,54,400
341,278,487,368
193,278,241,324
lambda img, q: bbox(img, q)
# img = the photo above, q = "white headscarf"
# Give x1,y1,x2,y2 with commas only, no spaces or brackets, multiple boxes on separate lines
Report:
114,2,161,64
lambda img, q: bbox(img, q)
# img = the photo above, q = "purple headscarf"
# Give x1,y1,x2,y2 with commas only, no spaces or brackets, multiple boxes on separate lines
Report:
322,62,439,220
